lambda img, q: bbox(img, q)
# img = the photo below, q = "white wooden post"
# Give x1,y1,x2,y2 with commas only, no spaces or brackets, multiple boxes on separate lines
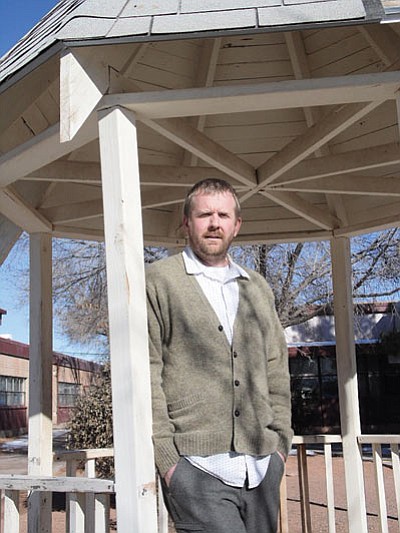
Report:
330,237,368,532
28,233,53,533
98,106,158,533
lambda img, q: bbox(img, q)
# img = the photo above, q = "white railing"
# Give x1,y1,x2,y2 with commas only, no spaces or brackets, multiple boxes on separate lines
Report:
0,436,398,532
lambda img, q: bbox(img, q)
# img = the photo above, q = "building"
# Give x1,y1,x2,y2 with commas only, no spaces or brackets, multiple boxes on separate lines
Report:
286,302,400,434
0,307,100,437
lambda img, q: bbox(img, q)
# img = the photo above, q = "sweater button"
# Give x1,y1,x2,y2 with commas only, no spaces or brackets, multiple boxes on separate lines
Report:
234,380,240,387
234,409,240,417
233,351,238,358
218,325,223,331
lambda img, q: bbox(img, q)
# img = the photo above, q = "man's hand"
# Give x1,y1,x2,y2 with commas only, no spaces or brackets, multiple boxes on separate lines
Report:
277,451,286,463
164,463,178,487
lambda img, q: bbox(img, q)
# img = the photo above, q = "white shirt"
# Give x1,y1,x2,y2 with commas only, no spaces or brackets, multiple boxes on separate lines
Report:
182,247,271,488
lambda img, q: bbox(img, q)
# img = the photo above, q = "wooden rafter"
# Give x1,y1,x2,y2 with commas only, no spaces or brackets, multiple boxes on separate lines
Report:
0,215,22,265
0,187,51,232
358,24,400,67
274,143,400,185
271,175,400,196
100,71,400,119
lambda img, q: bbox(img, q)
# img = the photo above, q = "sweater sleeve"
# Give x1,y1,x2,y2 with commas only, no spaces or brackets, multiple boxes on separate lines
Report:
147,282,181,476
263,281,294,458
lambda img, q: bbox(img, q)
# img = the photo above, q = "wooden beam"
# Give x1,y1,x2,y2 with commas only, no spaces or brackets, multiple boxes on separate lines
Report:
141,117,257,187
28,233,53,532
39,199,103,224
271,175,400,196
100,71,400,119
241,100,386,203
52,225,104,241
24,161,240,188
260,190,339,230
0,215,22,266
0,118,98,188
0,187,52,233
274,143,400,185
330,237,368,532
141,188,186,209
98,106,158,533
60,48,109,142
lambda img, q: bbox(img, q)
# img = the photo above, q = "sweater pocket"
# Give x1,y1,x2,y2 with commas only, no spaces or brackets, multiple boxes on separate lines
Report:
167,393,211,433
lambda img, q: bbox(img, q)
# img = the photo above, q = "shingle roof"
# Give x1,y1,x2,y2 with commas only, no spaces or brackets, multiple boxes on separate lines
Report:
0,0,380,86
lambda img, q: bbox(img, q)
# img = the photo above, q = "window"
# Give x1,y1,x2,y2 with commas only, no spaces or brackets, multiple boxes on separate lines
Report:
0,376,26,407
58,382,81,407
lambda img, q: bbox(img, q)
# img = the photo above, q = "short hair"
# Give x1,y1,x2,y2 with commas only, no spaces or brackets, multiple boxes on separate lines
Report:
183,178,241,218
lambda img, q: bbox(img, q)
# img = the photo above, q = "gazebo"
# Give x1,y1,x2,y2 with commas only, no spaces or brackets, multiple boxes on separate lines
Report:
0,0,399,531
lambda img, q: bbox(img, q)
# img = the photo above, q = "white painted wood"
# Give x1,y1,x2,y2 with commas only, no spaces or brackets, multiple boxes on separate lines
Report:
26,160,103,184
272,175,400,196
98,106,158,533
85,459,96,533
372,443,389,533
358,24,400,67
0,187,52,233
4,490,19,533
275,143,400,185
260,190,339,230
141,117,256,187
94,494,109,533
297,444,311,533
243,100,387,201
330,237,368,533
390,444,400,529
0,118,98,188
100,71,400,119
0,215,21,266
66,459,81,533
60,49,108,142
69,493,85,533
0,56,59,134
324,443,336,533
0,475,115,493
157,477,168,533
28,233,53,533
39,199,103,224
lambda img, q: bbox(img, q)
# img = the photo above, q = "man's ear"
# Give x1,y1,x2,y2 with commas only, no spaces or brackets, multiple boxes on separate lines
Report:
234,217,242,237
182,215,189,234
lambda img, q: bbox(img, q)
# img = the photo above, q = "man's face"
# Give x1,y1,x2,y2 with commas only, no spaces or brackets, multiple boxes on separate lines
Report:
183,191,242,267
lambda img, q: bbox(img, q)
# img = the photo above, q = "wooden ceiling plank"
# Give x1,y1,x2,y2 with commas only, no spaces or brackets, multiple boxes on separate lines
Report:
141,188,186,209
0,187,52,233
101,71,400,119
0,117,98,188
253,100,386,190
141,117,257,187
260,190,339,230
39,199,103,224
26,160,102,184
0,56,59,134
272,175,400,196
275,142,400,185
358,24,400,67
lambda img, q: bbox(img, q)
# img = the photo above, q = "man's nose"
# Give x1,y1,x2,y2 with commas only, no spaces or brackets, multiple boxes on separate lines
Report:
208,214,220,227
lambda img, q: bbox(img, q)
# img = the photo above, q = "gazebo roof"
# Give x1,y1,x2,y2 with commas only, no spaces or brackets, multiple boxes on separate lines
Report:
0,0,400,256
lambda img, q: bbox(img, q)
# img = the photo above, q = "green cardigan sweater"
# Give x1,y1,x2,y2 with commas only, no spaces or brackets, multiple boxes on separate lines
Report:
146,253,293,476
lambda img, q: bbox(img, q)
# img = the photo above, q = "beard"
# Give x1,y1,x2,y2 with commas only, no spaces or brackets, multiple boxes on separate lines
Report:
189,231,233,265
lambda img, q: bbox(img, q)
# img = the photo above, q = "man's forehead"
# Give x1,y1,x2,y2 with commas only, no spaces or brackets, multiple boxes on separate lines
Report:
192,191,235,207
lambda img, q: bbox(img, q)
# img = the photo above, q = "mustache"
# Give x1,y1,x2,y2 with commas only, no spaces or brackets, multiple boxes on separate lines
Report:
204,232,223,238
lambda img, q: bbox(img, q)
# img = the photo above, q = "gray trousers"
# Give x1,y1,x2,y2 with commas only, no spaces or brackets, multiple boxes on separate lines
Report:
160,452,284,533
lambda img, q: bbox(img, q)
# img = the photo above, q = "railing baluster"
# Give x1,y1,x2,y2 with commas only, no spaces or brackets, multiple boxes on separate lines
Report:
372,443,389,533
4,489,19,533
157,476,168,533
298,444,312,533
94,493,109,533
324,443,336,533
279,463,289,533
390,443,400,532
85,458,96,533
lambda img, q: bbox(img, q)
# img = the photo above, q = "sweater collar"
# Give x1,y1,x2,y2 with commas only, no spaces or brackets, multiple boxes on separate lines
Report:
182,247,249,281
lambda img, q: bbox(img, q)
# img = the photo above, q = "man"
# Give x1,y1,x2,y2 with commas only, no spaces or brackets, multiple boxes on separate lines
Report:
147,179,293,533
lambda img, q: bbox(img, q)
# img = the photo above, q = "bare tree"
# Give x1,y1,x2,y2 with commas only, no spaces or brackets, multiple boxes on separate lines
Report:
3,229,399,345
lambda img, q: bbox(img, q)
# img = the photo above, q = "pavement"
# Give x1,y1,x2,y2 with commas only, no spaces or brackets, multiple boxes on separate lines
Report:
0,429,69,475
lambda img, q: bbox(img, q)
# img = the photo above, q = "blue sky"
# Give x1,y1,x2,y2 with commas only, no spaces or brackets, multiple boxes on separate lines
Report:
0,1,102,359
0,1,58,57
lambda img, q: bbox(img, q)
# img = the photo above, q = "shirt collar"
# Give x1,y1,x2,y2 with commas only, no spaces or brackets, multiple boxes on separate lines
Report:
182,247,249,280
